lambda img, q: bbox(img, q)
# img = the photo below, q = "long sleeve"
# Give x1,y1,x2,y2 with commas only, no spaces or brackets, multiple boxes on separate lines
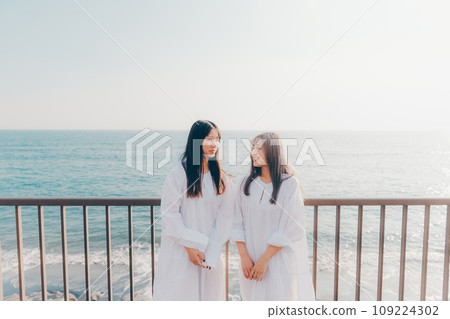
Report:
230,179,246,243
160,166,210,252
203,172,234,268
266,177,306,250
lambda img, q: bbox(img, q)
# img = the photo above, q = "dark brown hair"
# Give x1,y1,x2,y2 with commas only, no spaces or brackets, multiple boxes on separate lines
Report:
243,131,304,204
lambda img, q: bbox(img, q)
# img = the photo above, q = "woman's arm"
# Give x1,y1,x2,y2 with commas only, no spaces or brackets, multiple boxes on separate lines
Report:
203,172,235,268
236,241,254,279
161,167,210,252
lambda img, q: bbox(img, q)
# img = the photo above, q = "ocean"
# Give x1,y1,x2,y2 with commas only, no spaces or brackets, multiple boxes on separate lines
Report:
0,130,449,301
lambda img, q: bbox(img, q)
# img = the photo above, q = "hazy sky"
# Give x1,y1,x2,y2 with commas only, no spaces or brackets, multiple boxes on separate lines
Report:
1,0,449,131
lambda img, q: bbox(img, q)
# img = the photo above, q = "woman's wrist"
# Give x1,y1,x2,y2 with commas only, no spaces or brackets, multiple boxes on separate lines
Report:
236,242,249,258
239,251,251,260
259,252,271,263
260,245,282,263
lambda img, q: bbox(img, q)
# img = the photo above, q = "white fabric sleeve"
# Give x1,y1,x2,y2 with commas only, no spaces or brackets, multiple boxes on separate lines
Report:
230,180,246,244
266,177,306,250
160,166,209,252
204,173,234,268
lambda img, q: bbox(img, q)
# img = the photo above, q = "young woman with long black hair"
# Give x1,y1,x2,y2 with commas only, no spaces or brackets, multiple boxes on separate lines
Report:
231,132,315,301
152,120,233,300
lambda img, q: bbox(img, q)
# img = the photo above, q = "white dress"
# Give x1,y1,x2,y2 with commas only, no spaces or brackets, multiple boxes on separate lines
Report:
231,174,315,301
152,162,234,300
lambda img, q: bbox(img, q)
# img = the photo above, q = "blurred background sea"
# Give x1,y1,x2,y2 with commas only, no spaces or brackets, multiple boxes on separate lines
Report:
0,129,449,301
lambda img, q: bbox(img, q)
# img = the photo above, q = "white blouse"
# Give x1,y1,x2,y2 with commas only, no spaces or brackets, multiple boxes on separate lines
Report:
231,174,315,301
152,162,234,300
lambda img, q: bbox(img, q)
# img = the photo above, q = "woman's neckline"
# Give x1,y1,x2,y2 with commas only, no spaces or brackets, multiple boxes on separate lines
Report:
257,175,272,185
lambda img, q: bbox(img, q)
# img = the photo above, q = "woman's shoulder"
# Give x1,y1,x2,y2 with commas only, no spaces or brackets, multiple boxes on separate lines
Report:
280,173,305,202
280,173,300,190
220,169,233,185
166,162,187,181
236,175,257,196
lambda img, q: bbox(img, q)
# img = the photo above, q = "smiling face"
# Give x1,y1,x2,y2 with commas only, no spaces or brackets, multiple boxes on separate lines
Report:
251,138,268,167
202,128,220,159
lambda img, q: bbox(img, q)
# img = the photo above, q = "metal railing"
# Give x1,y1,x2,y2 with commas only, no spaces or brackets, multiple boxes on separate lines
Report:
306,198,450,302
0,197,449,301
0,198,158,301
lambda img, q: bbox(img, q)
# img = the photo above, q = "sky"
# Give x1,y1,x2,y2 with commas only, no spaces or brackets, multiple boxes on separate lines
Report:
0,0,449,131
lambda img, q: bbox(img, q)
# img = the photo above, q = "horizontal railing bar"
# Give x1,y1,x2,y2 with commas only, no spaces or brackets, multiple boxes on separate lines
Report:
0,198,161,206
305,199,450,206
1,197,449,206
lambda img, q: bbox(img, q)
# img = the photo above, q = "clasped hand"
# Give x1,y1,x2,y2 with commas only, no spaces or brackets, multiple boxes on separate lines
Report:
241,254,269,282
184,247,211,270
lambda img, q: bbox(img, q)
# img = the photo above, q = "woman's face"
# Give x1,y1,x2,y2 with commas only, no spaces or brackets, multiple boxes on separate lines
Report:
251,138,268,167
202,129,220,159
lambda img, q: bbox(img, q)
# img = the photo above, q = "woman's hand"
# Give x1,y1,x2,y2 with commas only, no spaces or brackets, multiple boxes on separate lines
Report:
184,247,207,268
235,242,254,279
240,253,255,279
249,245,281,281
250,256,269,281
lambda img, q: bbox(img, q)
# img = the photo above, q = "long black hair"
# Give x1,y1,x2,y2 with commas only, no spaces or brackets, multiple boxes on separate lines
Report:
181,120,227,198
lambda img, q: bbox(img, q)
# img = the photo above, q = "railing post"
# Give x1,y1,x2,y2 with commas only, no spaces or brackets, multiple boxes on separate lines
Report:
334,205,340,301
313,205,318,297
105,205,113,301
377,205,385,301
83,206,91,301
355,205,363,301
15,206,25,301
421,205,431,301
61,206,69,301
226,241,229,301
150,205,155,295
399,205,408,301
38,205,47,301
128,206,134,301
443,205,450,301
